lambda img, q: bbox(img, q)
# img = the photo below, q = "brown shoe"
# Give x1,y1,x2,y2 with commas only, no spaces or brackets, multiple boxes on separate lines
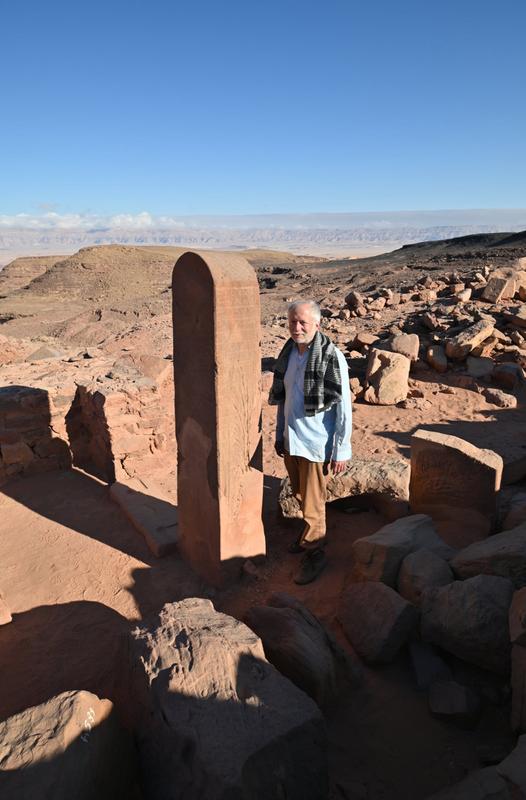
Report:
293,549,327,585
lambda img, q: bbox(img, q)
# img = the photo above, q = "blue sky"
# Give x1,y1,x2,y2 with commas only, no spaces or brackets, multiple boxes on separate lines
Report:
1,0,525,217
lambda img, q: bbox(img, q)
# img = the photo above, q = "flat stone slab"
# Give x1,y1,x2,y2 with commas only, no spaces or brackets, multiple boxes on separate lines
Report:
410,429,503,534
110,478,178,557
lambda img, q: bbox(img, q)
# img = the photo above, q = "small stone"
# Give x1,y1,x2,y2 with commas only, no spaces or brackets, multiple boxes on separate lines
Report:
482,387,517,408
426,345,448,373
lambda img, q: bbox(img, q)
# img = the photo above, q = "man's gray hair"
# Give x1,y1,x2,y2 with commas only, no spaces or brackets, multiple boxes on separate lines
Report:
287,299,321,323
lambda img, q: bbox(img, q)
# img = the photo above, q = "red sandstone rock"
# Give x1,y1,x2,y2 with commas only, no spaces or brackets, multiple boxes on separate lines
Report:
364,348,410,405
391,333,419,362
172,251,265,586
130,598,328,800
409,429,503,534
426,345,448,373
351,514,448,586
445,319,495,360
338,582,418,663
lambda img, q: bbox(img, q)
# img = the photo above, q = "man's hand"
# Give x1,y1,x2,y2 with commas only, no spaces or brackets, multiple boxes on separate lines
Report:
330,459,348,475
275,440,286,458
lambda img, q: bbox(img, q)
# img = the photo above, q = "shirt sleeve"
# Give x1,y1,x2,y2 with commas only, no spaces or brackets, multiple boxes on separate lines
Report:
331,349,352,461
276,402,285,442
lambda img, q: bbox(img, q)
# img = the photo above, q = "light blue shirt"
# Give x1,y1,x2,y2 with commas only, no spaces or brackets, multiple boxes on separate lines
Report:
276,344,352,463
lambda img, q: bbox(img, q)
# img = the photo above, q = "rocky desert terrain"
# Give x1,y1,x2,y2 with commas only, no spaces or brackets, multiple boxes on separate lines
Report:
1,231,526,799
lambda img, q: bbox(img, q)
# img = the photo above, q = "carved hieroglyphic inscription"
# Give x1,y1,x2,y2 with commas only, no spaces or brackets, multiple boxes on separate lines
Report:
172,252,265,585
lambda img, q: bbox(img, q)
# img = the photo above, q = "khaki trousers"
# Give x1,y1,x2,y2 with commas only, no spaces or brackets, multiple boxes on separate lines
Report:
284,454,328,549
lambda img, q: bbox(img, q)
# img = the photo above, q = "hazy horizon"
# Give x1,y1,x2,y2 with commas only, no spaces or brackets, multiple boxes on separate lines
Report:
1,207,525,267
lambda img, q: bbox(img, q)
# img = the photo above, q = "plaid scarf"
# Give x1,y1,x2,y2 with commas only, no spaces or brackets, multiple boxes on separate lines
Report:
269,330,342,416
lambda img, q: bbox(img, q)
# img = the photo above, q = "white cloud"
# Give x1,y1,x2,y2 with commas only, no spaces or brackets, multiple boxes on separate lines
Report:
0,211,186,230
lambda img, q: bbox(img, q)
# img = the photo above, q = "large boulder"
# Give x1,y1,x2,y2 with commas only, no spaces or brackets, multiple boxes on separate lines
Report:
130,598,328,800
245,593,361,706
0,690,137,800
338,582,418,663
450,523,526,587
421,575,514,675
279,457,410,519
409,429,503,536
397,548,453,606
351,514,449,586
363,348,410,405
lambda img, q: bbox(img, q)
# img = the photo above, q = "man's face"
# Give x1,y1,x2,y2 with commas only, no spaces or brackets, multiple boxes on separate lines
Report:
288,304,320,347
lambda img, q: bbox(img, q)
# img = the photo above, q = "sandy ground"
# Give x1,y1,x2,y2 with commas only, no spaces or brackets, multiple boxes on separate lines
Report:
0,437,516,799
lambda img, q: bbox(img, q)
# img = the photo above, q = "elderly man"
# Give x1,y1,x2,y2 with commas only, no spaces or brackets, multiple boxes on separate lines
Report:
269,299,352,584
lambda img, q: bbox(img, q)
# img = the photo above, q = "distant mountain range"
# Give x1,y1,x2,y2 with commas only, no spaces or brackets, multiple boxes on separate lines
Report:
1,209,525,264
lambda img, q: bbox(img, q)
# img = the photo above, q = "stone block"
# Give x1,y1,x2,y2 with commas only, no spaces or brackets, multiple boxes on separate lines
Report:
110,479,178,557
0,440,34,466
409,429,503,533
503,307,526,329
451,523,526,587
245,592,360,706
351,513,448,586
427,345,448,373
397,548,453,605
364,347,410,405
0,690,137,800
130,598,328,800
482,276,516,304
421,575,514,675
338,582,418,663
391,333,420,362
445,319,495,360
173,252,265,586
